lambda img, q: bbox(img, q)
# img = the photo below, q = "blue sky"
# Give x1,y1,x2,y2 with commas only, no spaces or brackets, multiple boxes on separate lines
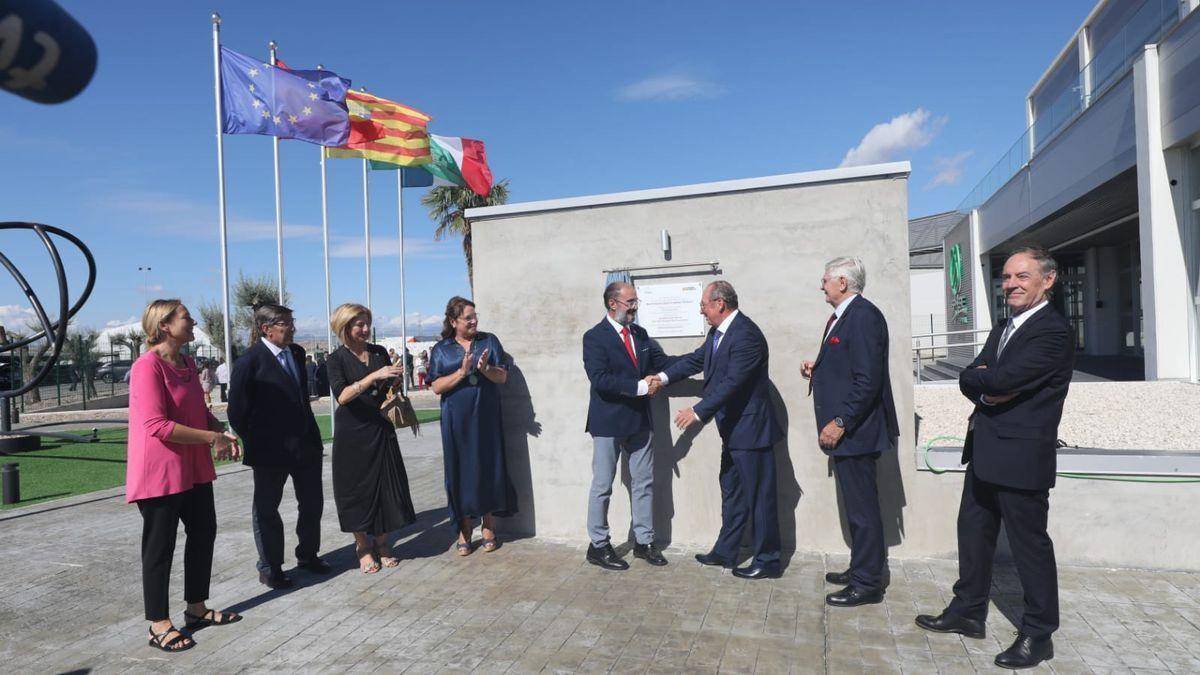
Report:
1,0,1095,339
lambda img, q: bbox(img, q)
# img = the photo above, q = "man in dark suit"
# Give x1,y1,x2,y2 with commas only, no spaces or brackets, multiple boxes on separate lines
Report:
582,281,674,570
664,280,784,579
916,245,1074,670
801,257,898,608
228,303,329,589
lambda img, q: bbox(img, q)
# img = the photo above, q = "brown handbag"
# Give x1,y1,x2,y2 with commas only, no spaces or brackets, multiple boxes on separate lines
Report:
380,381,420,435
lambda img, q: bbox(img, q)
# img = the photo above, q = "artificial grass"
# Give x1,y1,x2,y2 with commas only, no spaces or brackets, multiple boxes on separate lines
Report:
0,410,440,510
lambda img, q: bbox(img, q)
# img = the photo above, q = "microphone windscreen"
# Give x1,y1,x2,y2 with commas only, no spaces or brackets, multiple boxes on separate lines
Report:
1,0,97,104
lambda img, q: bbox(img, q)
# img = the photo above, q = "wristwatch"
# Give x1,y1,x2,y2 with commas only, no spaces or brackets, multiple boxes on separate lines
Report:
833,416,845,428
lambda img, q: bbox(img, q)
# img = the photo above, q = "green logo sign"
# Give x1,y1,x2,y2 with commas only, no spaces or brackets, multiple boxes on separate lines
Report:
948,243,963,295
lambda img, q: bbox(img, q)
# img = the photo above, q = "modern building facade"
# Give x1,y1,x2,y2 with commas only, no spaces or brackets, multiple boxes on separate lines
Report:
949,0,1200,381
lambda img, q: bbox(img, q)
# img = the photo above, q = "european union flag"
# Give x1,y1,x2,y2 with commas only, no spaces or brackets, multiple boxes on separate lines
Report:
220,47,350,146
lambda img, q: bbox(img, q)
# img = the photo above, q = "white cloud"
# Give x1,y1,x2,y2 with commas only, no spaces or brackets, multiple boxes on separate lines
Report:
136,284,165,294
925,150,975,189
105,316,138,328
839,108,946,167
0,304,36,329
616,74,725,102
95,190,322,242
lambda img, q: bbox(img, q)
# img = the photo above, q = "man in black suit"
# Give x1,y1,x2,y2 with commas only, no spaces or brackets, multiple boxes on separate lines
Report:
228,303,329,589
802,257,898,608
916,245,1074,670
663,280,784,579
581,281,673,570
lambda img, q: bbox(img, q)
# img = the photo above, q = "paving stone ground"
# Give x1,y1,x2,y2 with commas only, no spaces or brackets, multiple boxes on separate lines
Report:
2,429,1199,674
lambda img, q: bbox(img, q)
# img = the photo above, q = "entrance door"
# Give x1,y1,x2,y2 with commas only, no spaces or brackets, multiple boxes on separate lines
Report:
1118,240,1143,355
1055,254,1086,351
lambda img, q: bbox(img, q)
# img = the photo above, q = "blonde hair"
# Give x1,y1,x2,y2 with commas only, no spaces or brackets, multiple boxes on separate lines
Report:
331,303,372,344
143,299,184,347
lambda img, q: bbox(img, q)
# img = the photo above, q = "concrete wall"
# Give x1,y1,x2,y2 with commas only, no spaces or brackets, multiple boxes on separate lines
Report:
915,382,1200,571
468,166,989,563
909,268,945,335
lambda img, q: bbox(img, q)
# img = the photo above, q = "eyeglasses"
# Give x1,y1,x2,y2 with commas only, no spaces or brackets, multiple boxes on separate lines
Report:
271,319,295,327
614,298,640,307
459,315,479,323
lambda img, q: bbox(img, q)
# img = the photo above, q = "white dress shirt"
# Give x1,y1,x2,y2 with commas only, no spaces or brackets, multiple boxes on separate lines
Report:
980,299,1049,404
824,294,858,338
605,315,669,396
261,337,300,384
711,309,741,352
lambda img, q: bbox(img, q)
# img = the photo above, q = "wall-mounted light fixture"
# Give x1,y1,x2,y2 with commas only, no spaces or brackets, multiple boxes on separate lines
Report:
661,229,671,261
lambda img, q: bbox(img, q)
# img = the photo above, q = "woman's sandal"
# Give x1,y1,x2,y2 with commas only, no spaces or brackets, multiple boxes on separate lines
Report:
148,626,195,652
481,538,498,553
357,546,381,574
456,541,472,556
375,542,401,568
183,608,243,631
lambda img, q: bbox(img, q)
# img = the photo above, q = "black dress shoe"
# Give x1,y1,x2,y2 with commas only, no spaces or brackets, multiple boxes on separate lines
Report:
258,569,294,589
994,634,1053,670
731,564,781,580
694,551,734,568
296,557,332,574
914,611,985,639
632,543,668,566
825,569,851,585
825,585,883,607
586,543,629,571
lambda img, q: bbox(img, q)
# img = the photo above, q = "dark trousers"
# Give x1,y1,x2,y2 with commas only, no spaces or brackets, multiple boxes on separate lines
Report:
833,453,885,592
948,466,1059,637
137,482,216,621
251,462,323,573
218,383,228,402
713,445,781,568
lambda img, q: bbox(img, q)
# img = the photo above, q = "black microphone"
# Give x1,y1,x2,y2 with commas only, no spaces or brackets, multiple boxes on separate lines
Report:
0,0,97,104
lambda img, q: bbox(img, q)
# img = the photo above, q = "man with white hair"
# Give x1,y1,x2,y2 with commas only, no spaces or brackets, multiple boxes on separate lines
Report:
802,257,898,607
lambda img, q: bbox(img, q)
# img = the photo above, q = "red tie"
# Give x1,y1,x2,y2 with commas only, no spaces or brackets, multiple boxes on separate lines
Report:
621,326,638,367
809,313,837,395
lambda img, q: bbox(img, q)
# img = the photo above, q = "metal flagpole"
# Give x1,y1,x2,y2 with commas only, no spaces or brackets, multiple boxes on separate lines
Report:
318,65,336,432
362,158,372,313
360,88,372,316
269,41,285,302
211,14,233,368
396,170,408,394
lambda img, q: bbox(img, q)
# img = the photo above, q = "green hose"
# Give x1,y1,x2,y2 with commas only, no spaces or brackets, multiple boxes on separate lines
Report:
920,436,1200,483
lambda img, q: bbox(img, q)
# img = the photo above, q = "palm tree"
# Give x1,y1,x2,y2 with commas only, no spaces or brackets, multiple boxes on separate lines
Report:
63,329,100,397
110,328,145,360
421,180,510,288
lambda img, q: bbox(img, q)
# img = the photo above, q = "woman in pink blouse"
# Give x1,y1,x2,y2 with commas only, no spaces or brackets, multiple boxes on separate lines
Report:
127,299,242,653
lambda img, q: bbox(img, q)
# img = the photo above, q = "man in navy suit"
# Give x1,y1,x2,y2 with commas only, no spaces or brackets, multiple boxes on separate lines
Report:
664,280,784,579
801,257,898,608
228,303,328,589
916,245,1073,670
582,282,674,570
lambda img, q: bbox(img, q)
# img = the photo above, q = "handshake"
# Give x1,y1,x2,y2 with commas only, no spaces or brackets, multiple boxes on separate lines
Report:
644,374,665,397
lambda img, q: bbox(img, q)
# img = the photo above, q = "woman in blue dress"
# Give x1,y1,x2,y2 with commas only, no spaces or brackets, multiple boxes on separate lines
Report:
429,296,518,555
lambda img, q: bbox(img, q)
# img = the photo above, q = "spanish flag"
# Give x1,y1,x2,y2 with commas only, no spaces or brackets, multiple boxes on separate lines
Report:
325,91,432,165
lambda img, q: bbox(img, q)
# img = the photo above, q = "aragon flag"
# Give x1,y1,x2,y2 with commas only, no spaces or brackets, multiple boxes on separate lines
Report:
325,90,432,166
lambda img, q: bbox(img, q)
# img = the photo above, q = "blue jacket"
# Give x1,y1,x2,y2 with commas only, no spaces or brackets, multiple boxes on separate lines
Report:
662,312,782,451
228,340,324,468
583,318,672,437
810,295,899,457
